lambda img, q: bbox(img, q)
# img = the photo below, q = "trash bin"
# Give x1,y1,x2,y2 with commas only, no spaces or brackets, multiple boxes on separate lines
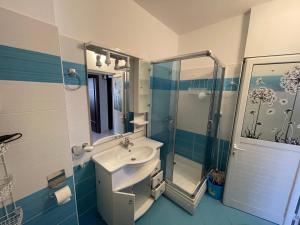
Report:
207,176,224,200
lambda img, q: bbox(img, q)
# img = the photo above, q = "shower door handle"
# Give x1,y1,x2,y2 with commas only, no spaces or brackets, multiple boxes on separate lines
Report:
232,144,247,156
169,119,174,129
207,120,213,131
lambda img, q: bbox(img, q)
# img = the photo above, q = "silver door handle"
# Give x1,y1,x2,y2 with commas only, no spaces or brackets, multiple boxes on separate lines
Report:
233,144,247,151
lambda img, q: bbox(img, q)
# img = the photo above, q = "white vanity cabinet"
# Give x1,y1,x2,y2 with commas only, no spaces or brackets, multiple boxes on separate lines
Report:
92,137,164,225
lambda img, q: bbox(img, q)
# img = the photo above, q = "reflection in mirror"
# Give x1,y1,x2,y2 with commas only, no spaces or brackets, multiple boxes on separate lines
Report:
241,62,300,145
85,43,136,144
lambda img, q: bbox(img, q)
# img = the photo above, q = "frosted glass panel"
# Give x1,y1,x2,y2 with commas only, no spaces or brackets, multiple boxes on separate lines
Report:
241,63,300,145
150,61,181,179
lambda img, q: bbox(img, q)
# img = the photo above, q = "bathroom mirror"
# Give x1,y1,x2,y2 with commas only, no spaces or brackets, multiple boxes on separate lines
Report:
84,43,136,144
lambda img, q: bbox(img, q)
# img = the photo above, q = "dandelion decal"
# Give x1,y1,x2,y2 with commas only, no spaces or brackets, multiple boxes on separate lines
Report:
279,98,288,105
276,66,300,145
244,87,277,139
256,77,265,86
266,108,276,115
280,66,300,94
242,64,300,146
249,87,277,106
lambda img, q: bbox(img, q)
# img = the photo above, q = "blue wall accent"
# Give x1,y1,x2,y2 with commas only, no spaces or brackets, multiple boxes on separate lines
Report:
73,161,106,225
0,45,63,83
150,76,240,91
175,129,230,171
150,77,177,90
62,61,87,86
0,176,79,225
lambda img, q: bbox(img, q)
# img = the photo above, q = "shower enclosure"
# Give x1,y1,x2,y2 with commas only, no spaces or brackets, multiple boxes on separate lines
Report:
149,51,225,213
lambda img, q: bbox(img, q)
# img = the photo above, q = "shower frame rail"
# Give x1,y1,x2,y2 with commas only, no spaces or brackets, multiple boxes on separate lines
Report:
152,50,224,67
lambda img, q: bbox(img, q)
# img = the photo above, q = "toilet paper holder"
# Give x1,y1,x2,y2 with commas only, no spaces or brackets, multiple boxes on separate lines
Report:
47,169,66,190
47,170,72,203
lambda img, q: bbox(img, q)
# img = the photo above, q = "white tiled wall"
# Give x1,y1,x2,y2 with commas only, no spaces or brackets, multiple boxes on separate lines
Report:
0,8,73,200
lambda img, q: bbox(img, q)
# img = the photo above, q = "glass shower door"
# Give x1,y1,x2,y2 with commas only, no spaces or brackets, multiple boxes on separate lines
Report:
204,64,225,174
149,61,181,180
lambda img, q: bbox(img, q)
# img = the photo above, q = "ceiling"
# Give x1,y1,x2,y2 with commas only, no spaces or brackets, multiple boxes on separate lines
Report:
134,0,272,34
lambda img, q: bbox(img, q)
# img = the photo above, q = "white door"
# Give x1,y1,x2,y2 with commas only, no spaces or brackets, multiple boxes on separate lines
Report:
224,55,300,224
283,165,300,225
112,73,125,134
113,191,135,225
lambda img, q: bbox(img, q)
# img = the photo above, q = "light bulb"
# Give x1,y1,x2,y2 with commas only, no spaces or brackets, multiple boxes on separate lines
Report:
125,57,130,68
96,55,102,67
114,59,120,70
105,51,111,66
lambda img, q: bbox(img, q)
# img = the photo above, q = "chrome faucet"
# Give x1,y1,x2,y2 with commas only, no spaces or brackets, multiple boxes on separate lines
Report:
120,137,134,148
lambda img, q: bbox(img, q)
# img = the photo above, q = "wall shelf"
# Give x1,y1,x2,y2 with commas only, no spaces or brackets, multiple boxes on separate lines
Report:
130,120,149,126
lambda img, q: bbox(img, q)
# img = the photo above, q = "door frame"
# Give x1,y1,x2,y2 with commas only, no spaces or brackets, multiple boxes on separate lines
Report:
88,74,101,133
86,69,115,144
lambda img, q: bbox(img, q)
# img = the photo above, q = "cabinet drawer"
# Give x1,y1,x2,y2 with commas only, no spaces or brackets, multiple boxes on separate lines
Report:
152,181,165,200
151,170,163,188
150,160,161,177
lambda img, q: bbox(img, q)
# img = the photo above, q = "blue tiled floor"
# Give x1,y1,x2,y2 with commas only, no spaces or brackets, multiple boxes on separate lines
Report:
79,206,106,225
136,194,276,225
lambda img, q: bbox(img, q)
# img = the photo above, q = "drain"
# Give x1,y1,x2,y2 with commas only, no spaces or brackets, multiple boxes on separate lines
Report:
131,157,136,161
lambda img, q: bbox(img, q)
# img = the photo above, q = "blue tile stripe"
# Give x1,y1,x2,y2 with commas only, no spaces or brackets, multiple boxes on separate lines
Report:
175,129,230,171
150,76,240,91
0,45,63,83
62,61,87,86
150,77,177,90
0,176,79,225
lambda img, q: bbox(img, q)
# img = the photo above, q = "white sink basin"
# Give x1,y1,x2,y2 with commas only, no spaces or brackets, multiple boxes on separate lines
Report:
117,146,155,165
92,137,163,173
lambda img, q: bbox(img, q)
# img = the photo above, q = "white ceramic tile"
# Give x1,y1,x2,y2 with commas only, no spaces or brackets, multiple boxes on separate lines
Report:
0,81,73,200
0,7,60,56
176,91,209,135
0,81,66,114
59,35,85,65
64,86,90,147
220,92,238,140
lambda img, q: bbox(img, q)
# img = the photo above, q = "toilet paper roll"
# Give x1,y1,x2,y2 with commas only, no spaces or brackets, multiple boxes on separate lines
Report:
54,186,72,205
